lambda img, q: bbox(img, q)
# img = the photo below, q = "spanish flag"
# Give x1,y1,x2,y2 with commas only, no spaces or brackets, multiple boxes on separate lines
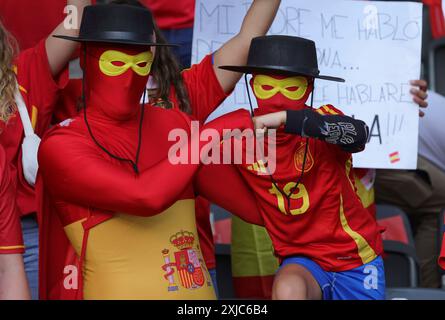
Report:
389,152,400,164
231,216,278,299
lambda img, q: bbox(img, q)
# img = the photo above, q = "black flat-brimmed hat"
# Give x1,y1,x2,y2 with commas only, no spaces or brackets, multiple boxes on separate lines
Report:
220,36,344,82
54,4,176,47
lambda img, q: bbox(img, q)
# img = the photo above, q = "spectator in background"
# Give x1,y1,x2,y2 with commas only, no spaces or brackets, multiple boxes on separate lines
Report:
375,89,445,288
0,0,66,51
144,0,195,68
0,0,91,299
423,0,445,38
0,145,29,300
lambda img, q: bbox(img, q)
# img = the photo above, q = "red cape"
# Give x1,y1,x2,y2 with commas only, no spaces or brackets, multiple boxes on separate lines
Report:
37,174,111,300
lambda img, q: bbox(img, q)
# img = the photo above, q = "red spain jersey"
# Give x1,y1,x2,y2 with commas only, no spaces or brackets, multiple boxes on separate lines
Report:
0,145,24,254
237,105,383,272
0,40,68,216
143,0,195,30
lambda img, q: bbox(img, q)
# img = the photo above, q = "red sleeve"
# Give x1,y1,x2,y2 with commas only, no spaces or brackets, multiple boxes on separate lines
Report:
39,109,252,217
143,0,195,29
0,146,24,254
195,164,264,226
39,130,199,217
15,39,69,136
182,54,230,123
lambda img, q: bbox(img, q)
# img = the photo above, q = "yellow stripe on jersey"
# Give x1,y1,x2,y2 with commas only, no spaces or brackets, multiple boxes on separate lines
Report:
19,85,28,94
31,106,38,131
321,105,339,115
339,195,377,264
0,245,25,250
344,158,356,191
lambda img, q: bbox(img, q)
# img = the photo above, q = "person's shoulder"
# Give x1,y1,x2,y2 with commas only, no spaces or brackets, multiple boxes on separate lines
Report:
41,116,88,146
14,39,47,69
180,54,213,79
314,104,345,116
146,105,193,131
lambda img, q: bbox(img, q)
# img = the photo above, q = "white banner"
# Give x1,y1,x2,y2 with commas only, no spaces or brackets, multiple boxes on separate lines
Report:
192,0,423,169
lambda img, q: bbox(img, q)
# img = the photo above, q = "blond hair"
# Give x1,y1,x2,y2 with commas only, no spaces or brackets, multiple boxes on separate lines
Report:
0,19,18,123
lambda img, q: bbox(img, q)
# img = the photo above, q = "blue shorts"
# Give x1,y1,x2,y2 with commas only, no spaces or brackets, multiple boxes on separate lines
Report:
280,256,386,300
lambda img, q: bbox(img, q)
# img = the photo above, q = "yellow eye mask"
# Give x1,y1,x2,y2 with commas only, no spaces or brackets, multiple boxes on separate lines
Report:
253,75,309,100
99,50,153,77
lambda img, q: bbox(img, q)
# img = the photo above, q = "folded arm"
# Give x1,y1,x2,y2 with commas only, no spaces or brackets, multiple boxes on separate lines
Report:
38,132,199,216
195,164,264,226
39,110,253,216
253,109,369,153
284,109,369,153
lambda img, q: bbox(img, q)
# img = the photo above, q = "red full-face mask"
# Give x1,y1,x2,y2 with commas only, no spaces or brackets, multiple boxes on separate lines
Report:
250,74,314,116
82,43,154,121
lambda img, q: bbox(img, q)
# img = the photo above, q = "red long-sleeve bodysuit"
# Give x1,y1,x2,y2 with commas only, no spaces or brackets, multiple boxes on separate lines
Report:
38,42,252,300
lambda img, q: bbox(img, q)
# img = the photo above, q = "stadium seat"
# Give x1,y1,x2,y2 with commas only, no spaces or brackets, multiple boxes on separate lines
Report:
429,38,445,96
376,204,419,287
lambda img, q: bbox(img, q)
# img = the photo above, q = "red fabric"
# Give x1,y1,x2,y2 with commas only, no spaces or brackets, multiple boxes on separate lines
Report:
53,79,82,124
38,47,250,299
0,145,24,254
54,54,227,271
439,233,445,270
236,107,383,271
423,0,445,39
439,212,445,270
38,106,252,299
0,0,98,51
0,40,68,217
82,44,152,121
199,104,383,271
0,0,64,51
251,75,314,116
143,0,195,30
378,216,409,245
195,197,215,270
233,275,274,299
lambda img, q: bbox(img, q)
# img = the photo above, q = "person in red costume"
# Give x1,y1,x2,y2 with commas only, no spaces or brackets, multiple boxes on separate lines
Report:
37,0,280,299
197,36,385,300
37,2,280,299
0,0,91,300
0,145,29,299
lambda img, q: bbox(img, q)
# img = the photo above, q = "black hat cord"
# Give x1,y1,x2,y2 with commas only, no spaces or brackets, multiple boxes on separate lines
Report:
244,74,313,212
82,46,145,175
